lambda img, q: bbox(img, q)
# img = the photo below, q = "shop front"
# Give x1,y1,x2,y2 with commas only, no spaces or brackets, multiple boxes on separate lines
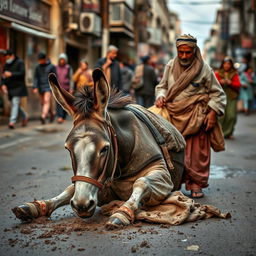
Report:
0,0,57,120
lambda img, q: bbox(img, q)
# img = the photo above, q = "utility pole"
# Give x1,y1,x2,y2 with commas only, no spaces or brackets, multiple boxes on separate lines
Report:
101,0,109,57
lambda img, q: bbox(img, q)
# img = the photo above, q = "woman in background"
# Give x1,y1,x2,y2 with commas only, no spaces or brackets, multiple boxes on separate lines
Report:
239,66,254,115
73,59,93,91
215,57,241,139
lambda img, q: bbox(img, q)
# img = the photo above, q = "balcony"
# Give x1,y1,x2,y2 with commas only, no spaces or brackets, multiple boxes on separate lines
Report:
109,1,134,38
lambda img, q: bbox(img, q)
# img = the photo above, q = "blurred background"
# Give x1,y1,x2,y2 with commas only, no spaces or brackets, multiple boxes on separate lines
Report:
0,0,255,119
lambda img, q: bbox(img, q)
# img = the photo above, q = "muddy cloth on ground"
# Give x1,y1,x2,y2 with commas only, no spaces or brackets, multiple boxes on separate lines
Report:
101,191,231,225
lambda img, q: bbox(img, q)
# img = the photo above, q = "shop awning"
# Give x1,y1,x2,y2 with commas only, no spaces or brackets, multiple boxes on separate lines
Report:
11,22,56,40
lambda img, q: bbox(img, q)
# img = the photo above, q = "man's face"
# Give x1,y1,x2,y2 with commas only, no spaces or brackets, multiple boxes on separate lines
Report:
38,59,46,65
177,45,195,67
5,54,14,62
108,50,118,60
223,61,232,72
59,58,66,66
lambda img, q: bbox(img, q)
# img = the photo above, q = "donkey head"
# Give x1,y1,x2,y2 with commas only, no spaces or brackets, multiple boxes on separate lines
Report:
49,69,115,218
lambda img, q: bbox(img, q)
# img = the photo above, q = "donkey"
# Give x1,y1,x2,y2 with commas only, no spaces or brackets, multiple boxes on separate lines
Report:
12,68,185,229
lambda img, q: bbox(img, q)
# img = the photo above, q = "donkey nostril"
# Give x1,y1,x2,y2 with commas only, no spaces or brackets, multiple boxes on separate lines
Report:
71,199,95,212
88,200,95,211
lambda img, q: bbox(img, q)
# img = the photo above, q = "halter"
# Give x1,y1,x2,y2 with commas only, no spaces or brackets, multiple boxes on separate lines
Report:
71,114,118,190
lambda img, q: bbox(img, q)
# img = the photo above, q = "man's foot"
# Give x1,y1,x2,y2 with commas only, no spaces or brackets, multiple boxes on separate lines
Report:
40,117,46,125
8,123,15,129
225,134,235,140
21,117,29,127
57,117,64,124
191,189,204,199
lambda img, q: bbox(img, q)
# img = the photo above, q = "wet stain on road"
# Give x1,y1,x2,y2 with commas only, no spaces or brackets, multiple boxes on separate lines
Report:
210,165,253,179
36,127,64,134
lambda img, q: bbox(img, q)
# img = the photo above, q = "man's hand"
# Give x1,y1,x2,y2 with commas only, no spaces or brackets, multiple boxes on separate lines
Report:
204,109,217,131
3,71,12,78
1,85,8,94
33,88,38,94
155,96,166,108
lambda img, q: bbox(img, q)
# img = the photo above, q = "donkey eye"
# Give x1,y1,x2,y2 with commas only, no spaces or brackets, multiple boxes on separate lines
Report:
100,145,109,155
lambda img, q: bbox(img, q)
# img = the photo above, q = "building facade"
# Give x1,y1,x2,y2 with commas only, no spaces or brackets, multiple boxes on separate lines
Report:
0,0,180,120
204,0,256,70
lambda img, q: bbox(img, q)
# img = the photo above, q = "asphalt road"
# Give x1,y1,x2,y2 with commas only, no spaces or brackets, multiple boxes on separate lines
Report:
0,113,255,256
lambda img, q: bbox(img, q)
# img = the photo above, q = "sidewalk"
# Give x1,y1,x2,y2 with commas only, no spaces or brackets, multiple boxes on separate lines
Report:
0,117,73,148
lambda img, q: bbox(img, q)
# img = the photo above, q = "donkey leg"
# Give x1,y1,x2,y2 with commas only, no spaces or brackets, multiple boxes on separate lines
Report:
12,185,75,222
106,161,174,229
105,177,150,229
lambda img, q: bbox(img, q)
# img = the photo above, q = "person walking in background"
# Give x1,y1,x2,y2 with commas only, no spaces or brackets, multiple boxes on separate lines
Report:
1,49,28,129
95,45,122,90
133,55,158,108
154,34,226,198
33,52,56,124
55,53,74,124
119,60,133,96
239,66,254,115
215,57,241,139
73,59,93,91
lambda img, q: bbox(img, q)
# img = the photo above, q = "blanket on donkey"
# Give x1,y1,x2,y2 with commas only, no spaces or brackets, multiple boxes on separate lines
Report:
101,191,231,225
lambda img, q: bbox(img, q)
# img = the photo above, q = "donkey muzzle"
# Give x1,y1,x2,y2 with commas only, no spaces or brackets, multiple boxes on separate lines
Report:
70,198,96,218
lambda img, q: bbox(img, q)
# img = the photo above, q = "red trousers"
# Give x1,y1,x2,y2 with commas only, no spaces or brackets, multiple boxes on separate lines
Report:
183,129,211,191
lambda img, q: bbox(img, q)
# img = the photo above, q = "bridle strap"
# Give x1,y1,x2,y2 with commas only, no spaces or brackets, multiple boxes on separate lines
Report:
98,115,118,183
71,175,103,190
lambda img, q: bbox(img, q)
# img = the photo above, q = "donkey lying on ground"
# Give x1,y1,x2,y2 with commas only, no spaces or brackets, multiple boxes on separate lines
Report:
12,68,186,229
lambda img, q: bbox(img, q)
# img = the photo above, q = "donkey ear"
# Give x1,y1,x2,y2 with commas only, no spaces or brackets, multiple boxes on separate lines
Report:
92,68,110,117
48,73,76,116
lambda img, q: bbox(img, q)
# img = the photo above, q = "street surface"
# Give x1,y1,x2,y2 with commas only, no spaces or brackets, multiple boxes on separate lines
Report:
0,113,255,256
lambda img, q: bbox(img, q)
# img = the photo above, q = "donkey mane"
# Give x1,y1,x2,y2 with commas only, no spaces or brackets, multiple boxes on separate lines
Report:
73,86,135,117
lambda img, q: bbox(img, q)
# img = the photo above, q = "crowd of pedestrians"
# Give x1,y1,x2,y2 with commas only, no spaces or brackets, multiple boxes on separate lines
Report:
0,43,255,134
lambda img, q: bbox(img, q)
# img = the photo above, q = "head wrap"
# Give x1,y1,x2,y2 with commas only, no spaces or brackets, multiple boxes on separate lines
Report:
165,34,204,102
176,34,197,48
58,53,68,62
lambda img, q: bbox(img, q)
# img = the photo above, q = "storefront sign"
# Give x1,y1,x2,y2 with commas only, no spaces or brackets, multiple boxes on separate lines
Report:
82,0,100,13
0,0,50,31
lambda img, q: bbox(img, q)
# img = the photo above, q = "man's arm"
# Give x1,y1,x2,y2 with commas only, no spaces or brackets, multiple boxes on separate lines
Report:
9,59,25,78
154,63,172,107
208,71,226,116
95,58,104,68
155,62,172,100
33,67,39,91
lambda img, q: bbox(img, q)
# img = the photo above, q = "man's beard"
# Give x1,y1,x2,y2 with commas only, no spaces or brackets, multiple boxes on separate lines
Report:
178,58,194,67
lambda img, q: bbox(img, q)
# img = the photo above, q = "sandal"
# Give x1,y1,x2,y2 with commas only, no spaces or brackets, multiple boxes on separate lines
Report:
191,189,204,199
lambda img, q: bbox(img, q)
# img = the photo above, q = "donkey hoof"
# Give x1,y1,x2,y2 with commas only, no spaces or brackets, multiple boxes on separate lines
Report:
12,205,35,222
105,217,124,230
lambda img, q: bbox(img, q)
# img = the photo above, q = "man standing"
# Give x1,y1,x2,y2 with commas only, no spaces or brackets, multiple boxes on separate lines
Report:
133,55,158,108
55,53,74,124
1,49,28,129
33,52,56,124
95,45,122,90
154,34,226,198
